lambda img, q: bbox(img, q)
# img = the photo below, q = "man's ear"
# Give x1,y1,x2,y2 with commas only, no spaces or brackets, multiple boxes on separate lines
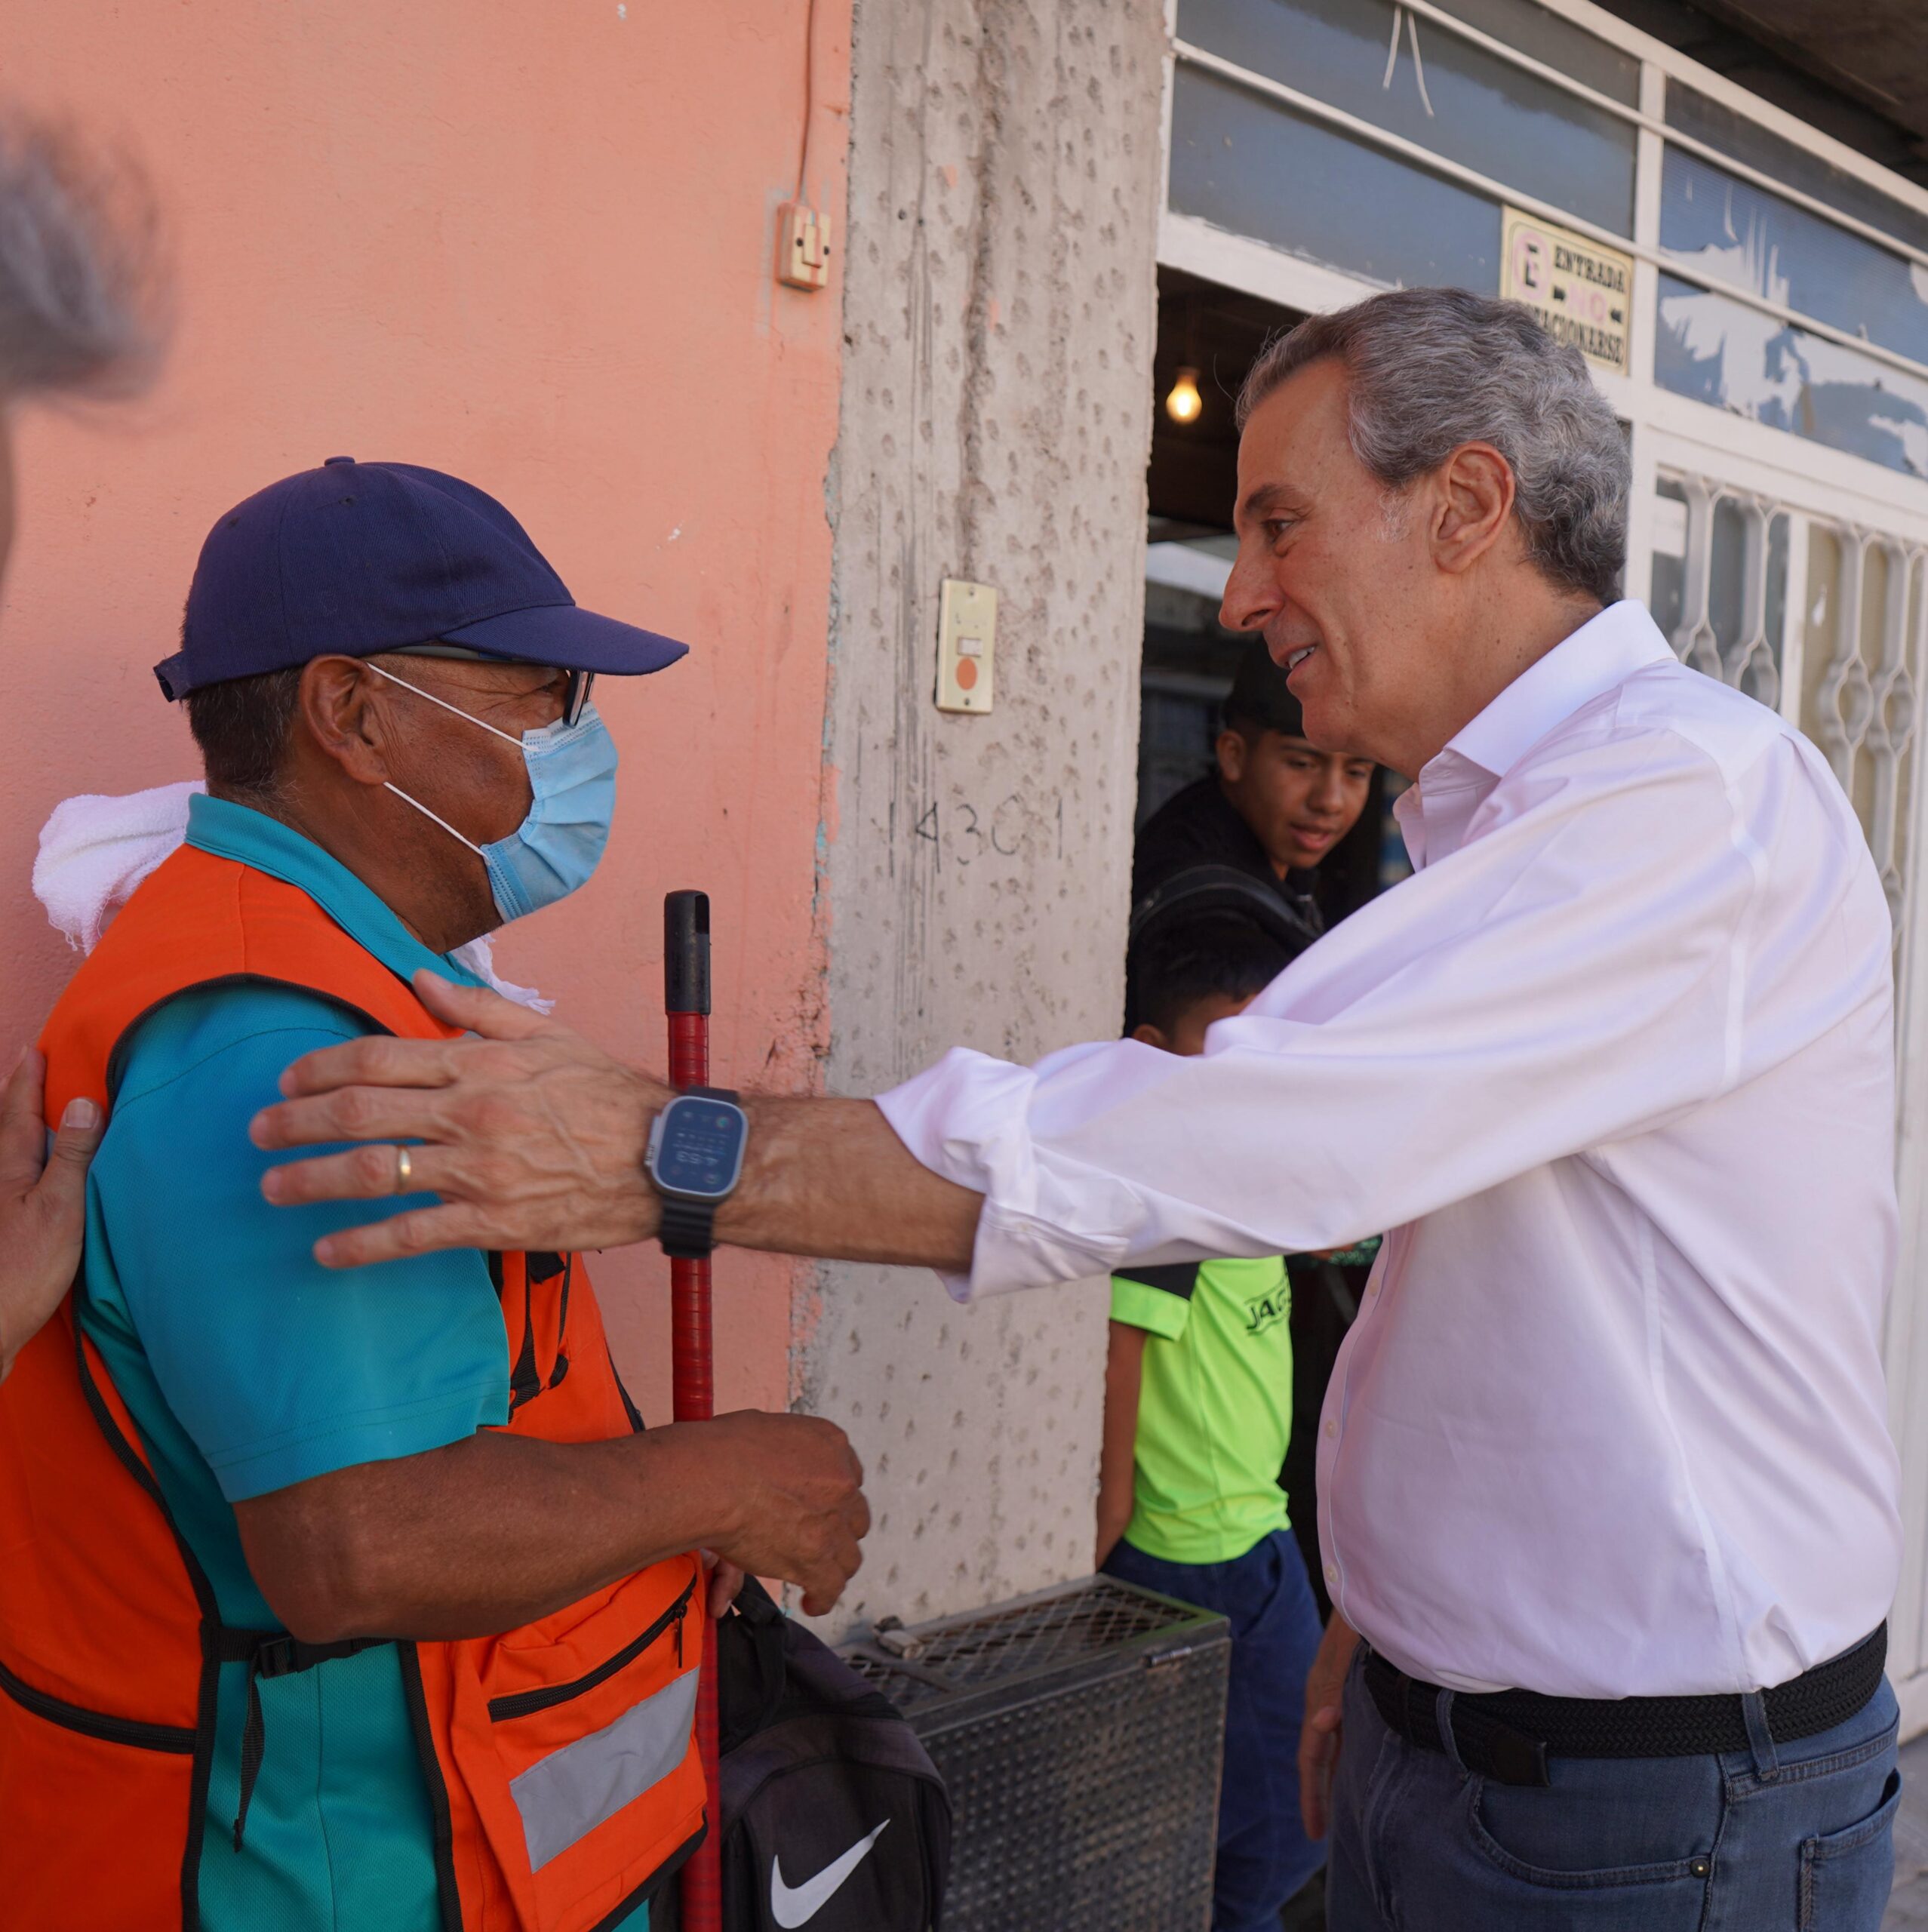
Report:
1215,727,1249,786
1130,1021,1170,1051
1429,441,1516,577
298,656,393,789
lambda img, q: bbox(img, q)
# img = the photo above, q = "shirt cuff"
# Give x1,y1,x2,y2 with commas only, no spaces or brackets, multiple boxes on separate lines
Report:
876,1046,1148,1302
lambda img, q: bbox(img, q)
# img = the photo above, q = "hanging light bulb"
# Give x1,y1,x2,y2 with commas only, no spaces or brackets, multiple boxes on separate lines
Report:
1165,366,1203,425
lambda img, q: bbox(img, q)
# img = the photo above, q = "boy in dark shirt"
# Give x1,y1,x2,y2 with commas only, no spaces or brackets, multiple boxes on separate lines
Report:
1132,635,1374,929
1096,911,1327,1932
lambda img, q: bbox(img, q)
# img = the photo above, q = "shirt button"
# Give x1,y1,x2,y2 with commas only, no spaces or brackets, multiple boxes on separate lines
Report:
1325,1563,1339,1583
1324,1420,1337,1439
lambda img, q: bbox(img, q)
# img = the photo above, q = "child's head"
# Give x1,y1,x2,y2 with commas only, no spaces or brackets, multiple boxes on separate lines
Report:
1127,912,1292,1057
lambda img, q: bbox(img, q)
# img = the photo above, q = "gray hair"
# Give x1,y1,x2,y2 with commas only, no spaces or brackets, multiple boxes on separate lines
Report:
0,110,164,402
1235,287,1628,607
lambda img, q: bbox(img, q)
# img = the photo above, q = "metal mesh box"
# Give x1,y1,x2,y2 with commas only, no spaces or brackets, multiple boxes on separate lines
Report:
840,1576,1230,1932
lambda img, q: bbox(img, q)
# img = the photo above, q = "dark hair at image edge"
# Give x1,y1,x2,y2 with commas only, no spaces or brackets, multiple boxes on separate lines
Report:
1129,913,1294,1039
0,107,166,401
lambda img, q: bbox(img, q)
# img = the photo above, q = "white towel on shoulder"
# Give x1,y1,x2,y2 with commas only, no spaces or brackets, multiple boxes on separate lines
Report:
32,780,553,1013
34,780,207,955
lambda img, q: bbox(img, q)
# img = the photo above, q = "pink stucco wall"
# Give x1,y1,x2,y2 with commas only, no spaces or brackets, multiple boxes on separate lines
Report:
1,1,850,1419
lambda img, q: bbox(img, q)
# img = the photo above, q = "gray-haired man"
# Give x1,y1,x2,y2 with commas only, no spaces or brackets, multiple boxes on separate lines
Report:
257,287,1905,1928
0,112,161,1382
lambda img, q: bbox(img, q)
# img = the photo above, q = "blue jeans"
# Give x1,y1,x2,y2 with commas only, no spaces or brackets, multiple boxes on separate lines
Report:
1330,1644,1900,1931
1102,1528,1327,1931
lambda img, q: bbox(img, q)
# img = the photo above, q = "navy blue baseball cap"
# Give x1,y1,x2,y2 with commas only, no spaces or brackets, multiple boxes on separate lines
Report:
154,458,689,700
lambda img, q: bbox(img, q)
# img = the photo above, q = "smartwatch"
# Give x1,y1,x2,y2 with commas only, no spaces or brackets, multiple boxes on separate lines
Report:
645,1087,749,1259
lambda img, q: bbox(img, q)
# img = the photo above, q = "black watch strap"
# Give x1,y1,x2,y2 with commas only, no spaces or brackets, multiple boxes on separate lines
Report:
659,1194,718,1260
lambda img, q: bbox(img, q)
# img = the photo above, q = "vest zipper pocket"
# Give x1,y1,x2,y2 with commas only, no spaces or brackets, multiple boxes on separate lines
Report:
0,1654,195,1753
486,1577,696,1723
428,1555,709,1924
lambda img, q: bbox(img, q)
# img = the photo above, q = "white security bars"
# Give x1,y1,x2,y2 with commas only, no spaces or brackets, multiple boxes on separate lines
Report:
1653,469,1925,931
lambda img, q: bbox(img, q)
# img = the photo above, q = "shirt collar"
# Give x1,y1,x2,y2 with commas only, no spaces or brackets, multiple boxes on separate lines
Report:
186,793,485,990
1441,600,1676,783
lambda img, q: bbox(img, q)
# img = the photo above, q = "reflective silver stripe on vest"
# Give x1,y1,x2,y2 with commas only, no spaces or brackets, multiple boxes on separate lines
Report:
509,1666,700,1872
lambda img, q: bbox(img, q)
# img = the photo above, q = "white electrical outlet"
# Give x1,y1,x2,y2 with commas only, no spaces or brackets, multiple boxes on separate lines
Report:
936,578,998,713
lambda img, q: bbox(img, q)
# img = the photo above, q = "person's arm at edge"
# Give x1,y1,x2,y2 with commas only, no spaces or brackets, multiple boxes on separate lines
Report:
1094,1320,1144,1571
1299,1607,1359,1840
0,1051,103,1383
234,1407,868,1638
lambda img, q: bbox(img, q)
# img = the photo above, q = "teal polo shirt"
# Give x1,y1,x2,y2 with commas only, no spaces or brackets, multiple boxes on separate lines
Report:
75,796,647,1930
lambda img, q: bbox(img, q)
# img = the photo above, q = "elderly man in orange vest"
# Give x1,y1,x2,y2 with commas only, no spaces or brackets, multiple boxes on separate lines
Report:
0,458,869,1932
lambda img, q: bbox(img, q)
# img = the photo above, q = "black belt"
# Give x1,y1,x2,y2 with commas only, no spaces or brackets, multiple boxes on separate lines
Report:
1363,1624,1886,1789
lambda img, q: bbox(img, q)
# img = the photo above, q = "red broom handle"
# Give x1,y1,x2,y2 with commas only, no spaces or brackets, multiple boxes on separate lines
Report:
665,894,723,1932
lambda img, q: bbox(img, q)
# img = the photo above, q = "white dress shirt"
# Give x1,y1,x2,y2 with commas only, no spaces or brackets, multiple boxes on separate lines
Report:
879,601,1902,1698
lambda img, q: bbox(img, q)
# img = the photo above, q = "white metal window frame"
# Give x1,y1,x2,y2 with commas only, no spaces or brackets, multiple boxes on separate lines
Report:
1158,0,1928,582
1156,0,1928,1731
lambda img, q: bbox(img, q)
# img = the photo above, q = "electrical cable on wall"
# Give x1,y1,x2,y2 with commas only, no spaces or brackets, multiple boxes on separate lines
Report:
796,0,817,201
775,0,832,290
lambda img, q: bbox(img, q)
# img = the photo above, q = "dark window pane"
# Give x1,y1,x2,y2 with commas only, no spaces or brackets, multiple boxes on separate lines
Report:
1667,82,1928,258
1178,0,1635,235
1765,512,1789,672
1139,555,1241,828
1429,0,1637,106
1656,272,1928,481
1662,145,1928,365
1708,494,1749,667
1170,63,1502,292
1650,477,1688,644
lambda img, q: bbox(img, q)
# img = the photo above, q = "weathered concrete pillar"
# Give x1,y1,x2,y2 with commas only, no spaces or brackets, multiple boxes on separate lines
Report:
807,0,1167,1627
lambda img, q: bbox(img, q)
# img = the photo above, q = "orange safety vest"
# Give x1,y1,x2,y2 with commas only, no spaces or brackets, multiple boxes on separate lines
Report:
0,843,706,1931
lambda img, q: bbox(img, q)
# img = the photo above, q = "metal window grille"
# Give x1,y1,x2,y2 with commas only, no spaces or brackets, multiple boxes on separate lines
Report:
1659,468,1926,933
841,1577,1232,1932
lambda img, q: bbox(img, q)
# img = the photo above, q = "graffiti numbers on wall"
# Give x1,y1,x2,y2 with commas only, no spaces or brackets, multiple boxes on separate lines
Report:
897,793,1067,870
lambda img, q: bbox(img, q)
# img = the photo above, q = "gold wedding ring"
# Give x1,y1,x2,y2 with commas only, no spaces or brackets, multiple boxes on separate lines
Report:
393,1145,413,1195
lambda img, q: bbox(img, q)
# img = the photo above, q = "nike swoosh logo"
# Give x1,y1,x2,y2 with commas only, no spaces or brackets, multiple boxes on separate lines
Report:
770,1820,890,1927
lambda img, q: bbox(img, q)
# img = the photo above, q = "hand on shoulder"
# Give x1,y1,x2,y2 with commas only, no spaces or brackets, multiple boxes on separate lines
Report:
0,1051,103,1382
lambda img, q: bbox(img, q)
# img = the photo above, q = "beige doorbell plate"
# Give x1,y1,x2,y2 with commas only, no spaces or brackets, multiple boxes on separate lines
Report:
936,578,997,714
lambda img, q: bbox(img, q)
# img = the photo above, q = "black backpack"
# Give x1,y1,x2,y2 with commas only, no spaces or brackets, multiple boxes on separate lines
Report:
656,1580,952,1931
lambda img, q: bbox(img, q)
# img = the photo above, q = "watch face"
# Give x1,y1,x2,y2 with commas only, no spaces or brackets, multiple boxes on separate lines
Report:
659,1097,747,1199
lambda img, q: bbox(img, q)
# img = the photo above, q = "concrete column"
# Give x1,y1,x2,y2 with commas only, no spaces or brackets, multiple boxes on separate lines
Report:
807,0,1167,1627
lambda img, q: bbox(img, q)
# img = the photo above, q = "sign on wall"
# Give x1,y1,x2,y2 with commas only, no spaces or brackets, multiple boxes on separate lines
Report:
1500,208,1634,376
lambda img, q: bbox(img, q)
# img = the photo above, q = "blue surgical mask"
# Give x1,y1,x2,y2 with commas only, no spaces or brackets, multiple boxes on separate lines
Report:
369,661,619,923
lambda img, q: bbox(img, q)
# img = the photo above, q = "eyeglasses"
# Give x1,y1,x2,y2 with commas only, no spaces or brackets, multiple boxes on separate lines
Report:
382,644,597,727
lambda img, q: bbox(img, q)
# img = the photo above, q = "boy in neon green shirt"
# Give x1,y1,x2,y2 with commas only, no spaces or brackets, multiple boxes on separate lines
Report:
1097,909,1325,1930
